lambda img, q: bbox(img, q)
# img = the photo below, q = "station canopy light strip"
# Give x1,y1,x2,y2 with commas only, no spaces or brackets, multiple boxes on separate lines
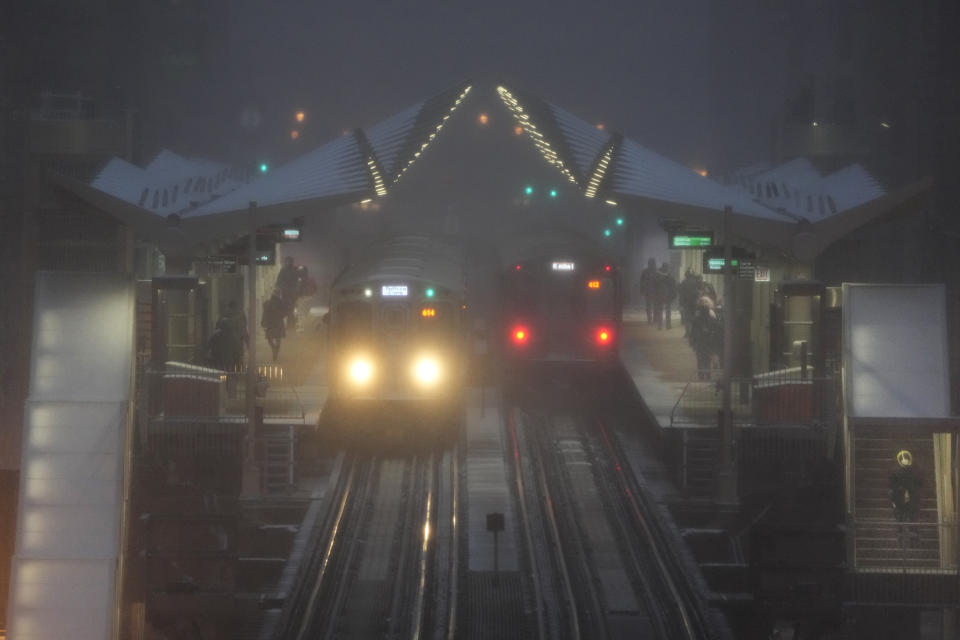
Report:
366,154,388,196
393,84,472,185
585,141,616,199
496,86,579,186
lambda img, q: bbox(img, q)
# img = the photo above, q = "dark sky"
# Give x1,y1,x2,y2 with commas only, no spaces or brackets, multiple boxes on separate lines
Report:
190,0,800,176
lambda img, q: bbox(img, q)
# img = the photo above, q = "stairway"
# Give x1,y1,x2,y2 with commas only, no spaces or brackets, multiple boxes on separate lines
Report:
852,430,941,569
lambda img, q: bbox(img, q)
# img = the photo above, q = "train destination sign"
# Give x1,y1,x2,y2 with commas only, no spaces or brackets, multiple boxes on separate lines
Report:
552,261,576,271
670,231,714,248
381,284,408,297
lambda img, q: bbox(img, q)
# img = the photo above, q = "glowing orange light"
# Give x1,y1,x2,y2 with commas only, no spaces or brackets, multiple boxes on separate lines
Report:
587,280,601,289
478,113,489,125
514,125,523,136
512,326,529,344
290,130,299,140
296,111,305,123
421,307,436,317
596,123,605,131
596,327,612,344
695,168,708,177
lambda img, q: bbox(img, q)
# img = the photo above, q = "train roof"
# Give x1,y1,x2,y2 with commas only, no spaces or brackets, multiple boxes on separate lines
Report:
333,235,465,294
497,225,611,268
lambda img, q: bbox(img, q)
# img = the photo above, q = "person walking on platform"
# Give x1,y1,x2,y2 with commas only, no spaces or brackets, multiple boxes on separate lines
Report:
221,300,248,369
638,258,658,324
654,262,677,330
261,290,287,361
689,295,722,380
275,256,300,331
295,265,318,332
678,270,699,336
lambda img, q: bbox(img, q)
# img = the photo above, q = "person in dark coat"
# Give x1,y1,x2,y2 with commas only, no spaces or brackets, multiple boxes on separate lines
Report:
654,262,677,330
220,300,248,371
677,270,699,336
261,290,287,361
638,258,658,324
275,256,300,330
207,318,234,371
689,295,722,380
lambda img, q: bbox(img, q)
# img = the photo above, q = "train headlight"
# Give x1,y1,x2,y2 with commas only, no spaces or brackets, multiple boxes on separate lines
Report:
347,357,374,385
412,356,442,387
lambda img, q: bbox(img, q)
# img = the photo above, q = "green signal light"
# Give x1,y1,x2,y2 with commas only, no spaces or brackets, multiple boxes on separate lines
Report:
259,163,268,173
603,229,612,237
549,189,558,198
616,217,624,226
524,185,534,196
425,287,435,298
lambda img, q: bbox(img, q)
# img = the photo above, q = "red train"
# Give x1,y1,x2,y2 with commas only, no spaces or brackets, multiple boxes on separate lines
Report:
498,227,623,371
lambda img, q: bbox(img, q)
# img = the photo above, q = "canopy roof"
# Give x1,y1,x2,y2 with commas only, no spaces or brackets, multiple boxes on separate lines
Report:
495,84,927,260
53,82,472,255
53,80,922,262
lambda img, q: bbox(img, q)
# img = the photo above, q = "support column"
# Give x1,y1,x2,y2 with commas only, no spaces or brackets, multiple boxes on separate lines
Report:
717,206,738,505
242,201,260,496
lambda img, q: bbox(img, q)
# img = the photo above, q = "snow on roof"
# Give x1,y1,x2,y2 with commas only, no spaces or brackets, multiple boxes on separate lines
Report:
91,150,244,217
184,134,367,218
731,158,886,220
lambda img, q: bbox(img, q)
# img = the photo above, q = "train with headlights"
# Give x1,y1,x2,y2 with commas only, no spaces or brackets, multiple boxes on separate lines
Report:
498,227,623,371
320,235,466,440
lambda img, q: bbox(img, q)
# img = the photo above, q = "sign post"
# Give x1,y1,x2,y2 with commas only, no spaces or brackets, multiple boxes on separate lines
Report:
486,512,505,585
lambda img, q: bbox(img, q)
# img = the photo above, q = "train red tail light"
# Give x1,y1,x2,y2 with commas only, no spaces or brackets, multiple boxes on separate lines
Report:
511,325,530,345
595,327,613,345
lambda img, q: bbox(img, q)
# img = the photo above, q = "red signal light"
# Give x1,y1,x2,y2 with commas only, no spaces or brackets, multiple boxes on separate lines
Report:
604,265,612,272
515,264,522,271
512,326,529,345
596,327,613,344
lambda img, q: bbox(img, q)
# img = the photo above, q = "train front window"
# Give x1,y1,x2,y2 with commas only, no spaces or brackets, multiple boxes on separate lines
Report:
333,301,372,343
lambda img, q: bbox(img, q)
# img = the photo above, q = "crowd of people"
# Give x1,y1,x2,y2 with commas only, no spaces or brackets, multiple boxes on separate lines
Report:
638,260,724,380
206,256,318,369
262,256,317,361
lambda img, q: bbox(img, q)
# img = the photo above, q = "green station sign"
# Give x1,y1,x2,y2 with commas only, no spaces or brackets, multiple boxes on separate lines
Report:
669,229,714,248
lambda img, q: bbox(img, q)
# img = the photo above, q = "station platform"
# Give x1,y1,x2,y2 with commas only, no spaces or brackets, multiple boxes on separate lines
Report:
619,308,703,431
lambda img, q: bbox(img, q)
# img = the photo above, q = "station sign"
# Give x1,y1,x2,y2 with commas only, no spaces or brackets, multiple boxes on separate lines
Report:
381,284,408,297
669,229,714,249
702,246,756,276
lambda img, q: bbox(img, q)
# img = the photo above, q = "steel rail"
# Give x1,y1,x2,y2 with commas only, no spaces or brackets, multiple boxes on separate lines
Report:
507,410,551,640
291,454,362,640
595,418,703,639
445,446,460,640
320,456,380,640
533,413,608,640
410,452,436,640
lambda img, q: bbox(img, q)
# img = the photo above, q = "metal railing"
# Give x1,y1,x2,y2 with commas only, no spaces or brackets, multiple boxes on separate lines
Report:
848,520,959,605
669,370,838,429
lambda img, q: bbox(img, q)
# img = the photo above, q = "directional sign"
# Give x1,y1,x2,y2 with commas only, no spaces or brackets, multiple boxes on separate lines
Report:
754,266,771,282
670,231,714,248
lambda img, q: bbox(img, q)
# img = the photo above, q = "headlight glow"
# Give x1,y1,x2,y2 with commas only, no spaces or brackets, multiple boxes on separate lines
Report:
412,356,441,386
348,357,374,385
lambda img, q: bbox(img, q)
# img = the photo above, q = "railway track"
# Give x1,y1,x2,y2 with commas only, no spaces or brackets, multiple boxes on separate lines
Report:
271,446,458,640
510,406,713,639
